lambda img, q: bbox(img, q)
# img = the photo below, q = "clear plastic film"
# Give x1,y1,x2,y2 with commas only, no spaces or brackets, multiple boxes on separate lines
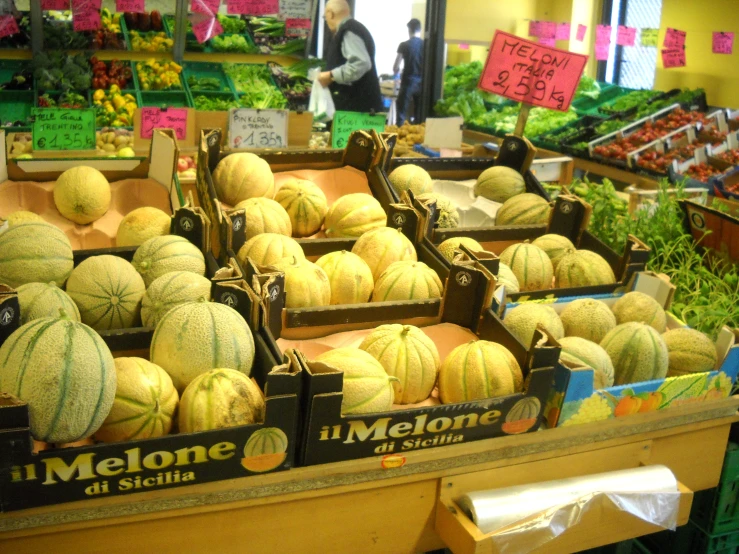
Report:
458,465,681,554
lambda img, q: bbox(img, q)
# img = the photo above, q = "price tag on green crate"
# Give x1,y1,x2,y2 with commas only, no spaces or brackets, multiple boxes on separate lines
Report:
31,108,96,151
228,108,288,149
331,111,386,149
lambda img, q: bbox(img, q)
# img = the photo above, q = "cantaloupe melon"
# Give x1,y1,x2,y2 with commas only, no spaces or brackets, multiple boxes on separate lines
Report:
497,263,520,294
212,152,275,206
17,282,80,324
351,227,417,281
0,222,74,288
274,179,328,238
388,164,433,196
531,234,576,271
116,207,171,247
474,166,526,203
95,357,178,442
611,291,666,332
132,235,206,287
179,368,265,432
503,396,541,434
437,237,484,263
0,317,116,443
559,336,615,389
141,271,212,327
372,261,443,302
495,193,551,226
53,166,111,224
66,255,146,330
504,303,565,347
359,324,440,404
416,192,460,229
313,348,397,414
316,250,374,305
237,233,305,268
324,193,387,238
241,427,289,473
438,340,522,403
150,301,255,392
663,328,718,376
560,298,616,343
555,250,616,288
7,211,43,226
234,197,292,239
499,243,553,292
271,257,331,308
600,322,669,385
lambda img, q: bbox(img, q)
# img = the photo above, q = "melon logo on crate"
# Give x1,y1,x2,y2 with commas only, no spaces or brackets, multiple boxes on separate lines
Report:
456,271,472,287
220,292,238,308
559,201,573,214
269,285,280,301
232,217,243,233
208,134,220,148
392,213,406,226
179,217,194,232
689,210,706,230
0,306,14,326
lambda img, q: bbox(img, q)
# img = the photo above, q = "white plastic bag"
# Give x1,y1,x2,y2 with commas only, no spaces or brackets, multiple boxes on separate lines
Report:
309,70,335,123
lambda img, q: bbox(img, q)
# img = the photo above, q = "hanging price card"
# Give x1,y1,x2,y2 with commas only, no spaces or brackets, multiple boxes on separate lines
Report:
640,28,659,47
576,24,587,42
664,28,686,49
32,109,96,151
595,43,609,61
41,0,69,10
555,22,570,40
539,21,556,39
713,32,734,54
72,0,101,11
616,25,636,46
0,14,18,38
661,48,686,68
192,14,222,43
279,0,309,19
528,20,541,37
595,24,611,45
140,107,188,140
228,108,288,149
539,37,556,47
116,0,144,13
331,111,386,149
191,0,219,15
286,17,310,37
73,9,100,31
479,31,589,112
228,0,276,15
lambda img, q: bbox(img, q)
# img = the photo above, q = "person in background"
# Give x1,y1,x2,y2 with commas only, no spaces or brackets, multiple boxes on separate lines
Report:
393,18,424,125
318,0,383,114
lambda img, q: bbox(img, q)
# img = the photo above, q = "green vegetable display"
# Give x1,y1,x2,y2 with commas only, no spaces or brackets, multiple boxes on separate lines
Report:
224,63,287,109
211,35,258,54
217,14,246,34
575,75,601,100
32,52,91,91
471,105,578,137
193,95,240,111
187,76,222,91
600,89,661,114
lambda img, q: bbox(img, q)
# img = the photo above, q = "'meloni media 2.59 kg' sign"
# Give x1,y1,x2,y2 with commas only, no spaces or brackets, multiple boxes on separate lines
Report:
479,31,589,112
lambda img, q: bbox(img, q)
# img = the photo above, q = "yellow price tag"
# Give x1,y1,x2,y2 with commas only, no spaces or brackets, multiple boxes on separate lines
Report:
641,28,659,47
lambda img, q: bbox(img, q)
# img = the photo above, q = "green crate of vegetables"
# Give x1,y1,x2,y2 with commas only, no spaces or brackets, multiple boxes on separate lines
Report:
0,90,34,129
223,63,287,110
190,91,240,111
140,91,192,108
210,34,259,54
183,62,232,93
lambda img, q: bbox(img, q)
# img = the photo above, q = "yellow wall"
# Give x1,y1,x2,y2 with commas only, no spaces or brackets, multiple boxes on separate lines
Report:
654,0,739,109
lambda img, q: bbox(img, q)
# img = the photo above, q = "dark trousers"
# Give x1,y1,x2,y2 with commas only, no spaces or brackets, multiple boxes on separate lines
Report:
396,76,422,125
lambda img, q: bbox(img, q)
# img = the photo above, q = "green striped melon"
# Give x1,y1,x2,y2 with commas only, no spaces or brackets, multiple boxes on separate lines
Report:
495,193,551,226
53,166,111,225
324,193,387,238
504,303,565,347
237,233,305,268
559,336,615,389
234,197,292,239
351,227,417,281
141,271,212,328
499,242,553,292
474,166,526,203
612,291,666,332
372,261,443,302
95,357,178,442
150,301,255,392
600,322,669,385
663,328,718,377
17,282,80,324
560,298,616,343
7,211,43,226
359,324,441,404
0,222,74,288
417,193,460,229
313,348,397,414
388,164,433,196
438,340,522,404
316,250,374,305
179,368,265,432
555,250,616,288
212,152,275,206
531,234,576,271
132,235,206,287
66,255,146,331
274,179,328,238
438,237,484,263
497,263,520,294
0,317,116,443
271,257,331,308
241,427,289,473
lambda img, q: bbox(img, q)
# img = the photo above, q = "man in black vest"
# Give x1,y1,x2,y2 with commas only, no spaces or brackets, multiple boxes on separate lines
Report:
318,0,383,114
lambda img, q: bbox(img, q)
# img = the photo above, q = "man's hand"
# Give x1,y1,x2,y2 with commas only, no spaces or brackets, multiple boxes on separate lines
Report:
318,71,333,88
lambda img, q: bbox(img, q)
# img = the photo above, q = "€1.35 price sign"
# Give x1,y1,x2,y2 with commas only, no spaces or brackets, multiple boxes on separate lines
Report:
32,108,96,151
228,108,288,149
479,31,588,112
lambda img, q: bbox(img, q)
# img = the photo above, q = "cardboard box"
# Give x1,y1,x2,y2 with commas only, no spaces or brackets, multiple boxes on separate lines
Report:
681,198,739,264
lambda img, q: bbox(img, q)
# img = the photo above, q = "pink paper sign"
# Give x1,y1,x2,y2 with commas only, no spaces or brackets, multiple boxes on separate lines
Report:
576,24,587,42
458,43,469,50
72,0,101,11
226,0,277,15
664,28,686,49
595,24,612,45
41,0,69,10
0,15,19,38
662,48,686,68
539,21,556,39
713,32,734,54
191,0,219,15
140,108,188,140
192,15,222,43
595,43,609,61
539,37,556,47
528,20,540,37
285,17,310,37
556,22,571,40
116,0,144,13
73,9,100,31
479,31,589,112
616,25,636,46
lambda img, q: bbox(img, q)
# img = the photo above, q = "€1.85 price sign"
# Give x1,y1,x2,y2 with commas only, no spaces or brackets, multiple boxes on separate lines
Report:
479,31,588,112
32,108,96,151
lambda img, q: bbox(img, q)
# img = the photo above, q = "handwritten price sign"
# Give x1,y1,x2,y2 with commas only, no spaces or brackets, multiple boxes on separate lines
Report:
116,0,144,13
286,18,310,37
192,15,222,43
71,0,101,11
479,31,588,112
616,26,636,46
664,28,686,49
331,111,386,149
539,37,556,47
0,14,18,38
228,108,288,149
41,0,69,10
528,20,541,37
227,0,277,15
641,28,659,47
662,48,686,68
191,0,219,15
32,109,96,151
595,24,612,45
140,108,188,140
576,24,587,42
555,22,570,40
73,9,100,31
595,43,609,61
713,32,734,54
539,21,556,40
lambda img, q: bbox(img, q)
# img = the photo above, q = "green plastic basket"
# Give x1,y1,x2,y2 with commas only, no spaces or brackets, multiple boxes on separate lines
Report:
691,443,739,535
0,60,30,87
0,90,34,127
183,62,232,93
572,85,629,116
140,91,192,108
189,91,239,111
35,90,92,109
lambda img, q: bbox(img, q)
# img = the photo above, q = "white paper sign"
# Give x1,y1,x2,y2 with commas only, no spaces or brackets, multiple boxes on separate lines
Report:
228,108,289,150
279,0,310,19
424,117,464,149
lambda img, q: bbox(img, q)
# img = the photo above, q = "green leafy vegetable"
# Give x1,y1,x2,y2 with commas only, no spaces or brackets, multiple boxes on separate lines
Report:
575,75,601,100
224,63,287,109
211,35,259,53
